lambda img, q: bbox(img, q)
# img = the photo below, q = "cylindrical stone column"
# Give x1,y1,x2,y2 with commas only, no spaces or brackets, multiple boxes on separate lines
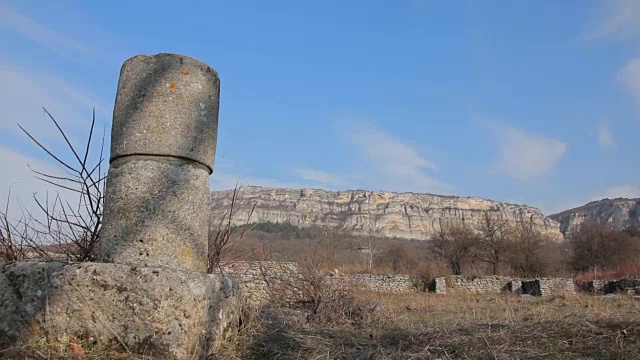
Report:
99,53,219,272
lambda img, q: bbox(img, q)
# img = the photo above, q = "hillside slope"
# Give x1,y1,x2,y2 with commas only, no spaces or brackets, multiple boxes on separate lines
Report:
550,198,640,236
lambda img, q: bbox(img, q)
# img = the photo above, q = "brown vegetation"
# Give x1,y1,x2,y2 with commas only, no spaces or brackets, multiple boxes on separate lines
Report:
569,222,640,273
218,290,640,359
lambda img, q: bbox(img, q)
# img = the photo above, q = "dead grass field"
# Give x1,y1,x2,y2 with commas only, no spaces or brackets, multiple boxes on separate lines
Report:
3,292,639,359
220,292,640,360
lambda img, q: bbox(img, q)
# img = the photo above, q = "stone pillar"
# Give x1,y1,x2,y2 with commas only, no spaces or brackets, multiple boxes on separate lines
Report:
99,53,219,272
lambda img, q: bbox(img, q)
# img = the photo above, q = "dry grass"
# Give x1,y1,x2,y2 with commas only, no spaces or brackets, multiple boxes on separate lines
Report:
575,263,640,282
0,340,137,359
3,292,639,359
218,292,640,360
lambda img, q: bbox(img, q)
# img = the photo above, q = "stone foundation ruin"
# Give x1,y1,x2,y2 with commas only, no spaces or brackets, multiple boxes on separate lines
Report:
218,261,587,301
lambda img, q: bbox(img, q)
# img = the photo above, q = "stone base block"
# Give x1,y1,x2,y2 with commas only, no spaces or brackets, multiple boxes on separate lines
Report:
0,261,241,359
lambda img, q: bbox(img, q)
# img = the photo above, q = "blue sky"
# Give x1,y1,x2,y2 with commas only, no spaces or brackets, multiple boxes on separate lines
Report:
0,0,639,215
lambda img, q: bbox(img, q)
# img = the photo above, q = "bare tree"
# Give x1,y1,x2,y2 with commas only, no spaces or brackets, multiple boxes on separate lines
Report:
474,214,514,275
356,193,385,271
430,224,477,275
569,221,640,272
508,223,552,277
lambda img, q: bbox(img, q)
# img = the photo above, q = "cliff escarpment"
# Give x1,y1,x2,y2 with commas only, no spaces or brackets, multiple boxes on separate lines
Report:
550,198,640,236
210,186,562,240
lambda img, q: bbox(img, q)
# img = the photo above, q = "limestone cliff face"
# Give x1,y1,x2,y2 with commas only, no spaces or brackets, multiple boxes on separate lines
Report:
550,198,640,236
210,186,562,240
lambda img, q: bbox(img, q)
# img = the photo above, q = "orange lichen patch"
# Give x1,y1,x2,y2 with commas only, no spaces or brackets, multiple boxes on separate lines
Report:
182,71,190,75
143,105,149,109
156,91,162,95
169,83,176,88
169,90,175,95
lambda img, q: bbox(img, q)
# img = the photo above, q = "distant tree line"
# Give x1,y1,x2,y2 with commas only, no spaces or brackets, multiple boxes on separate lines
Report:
222,217,640,280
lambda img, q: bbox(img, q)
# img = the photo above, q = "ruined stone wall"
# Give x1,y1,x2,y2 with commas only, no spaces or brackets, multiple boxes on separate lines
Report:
521,278,575,296
218,261,423,302
219,261,624,300
344,274,424,293
575,280,606,295
217,261,301,302
575,278,640,295
602,278,640,295
445,275,515,294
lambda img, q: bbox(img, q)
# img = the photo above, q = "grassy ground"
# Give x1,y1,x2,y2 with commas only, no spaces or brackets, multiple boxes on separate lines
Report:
3,292,638,359
219,292,640,360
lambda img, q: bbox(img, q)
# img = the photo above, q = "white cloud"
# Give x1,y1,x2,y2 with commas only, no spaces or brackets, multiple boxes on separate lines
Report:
619,57,640,118
290,167,349,188
597,122,614,148
343,121,452,194
0,61,107,142
491,124,567,181
587,0,640,40
210,173,312,191
593,185,640,200
0,4,94,61
0,146,69,219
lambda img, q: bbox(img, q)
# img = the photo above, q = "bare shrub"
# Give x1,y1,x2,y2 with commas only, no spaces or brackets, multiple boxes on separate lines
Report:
5,109,107,261
208,184,257,273
376,241,422,274
569,221,640,272
507,223,556,277
264,240,379,326
0,190,38,262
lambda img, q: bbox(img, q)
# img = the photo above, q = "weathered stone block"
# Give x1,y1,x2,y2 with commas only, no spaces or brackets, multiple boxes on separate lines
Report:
100,53,220,272
508,279,523,295
100,159,210,271
110,53,220,172
0,261,241,359
427,277,446,294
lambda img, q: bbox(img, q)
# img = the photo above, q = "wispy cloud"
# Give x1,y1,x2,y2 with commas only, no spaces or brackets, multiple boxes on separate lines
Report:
0,146,67,218
597,122,614,148
342,120,451,194
491,124,567,181
0,4,94,61
0,61,107,142
593,184,640,200
586,0,640,40
290,167,350,188
210,173,312,191
619,57,640,119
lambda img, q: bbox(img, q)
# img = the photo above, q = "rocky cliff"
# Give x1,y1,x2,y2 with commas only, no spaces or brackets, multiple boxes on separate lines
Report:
550,198,640,236
210,186,562,240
